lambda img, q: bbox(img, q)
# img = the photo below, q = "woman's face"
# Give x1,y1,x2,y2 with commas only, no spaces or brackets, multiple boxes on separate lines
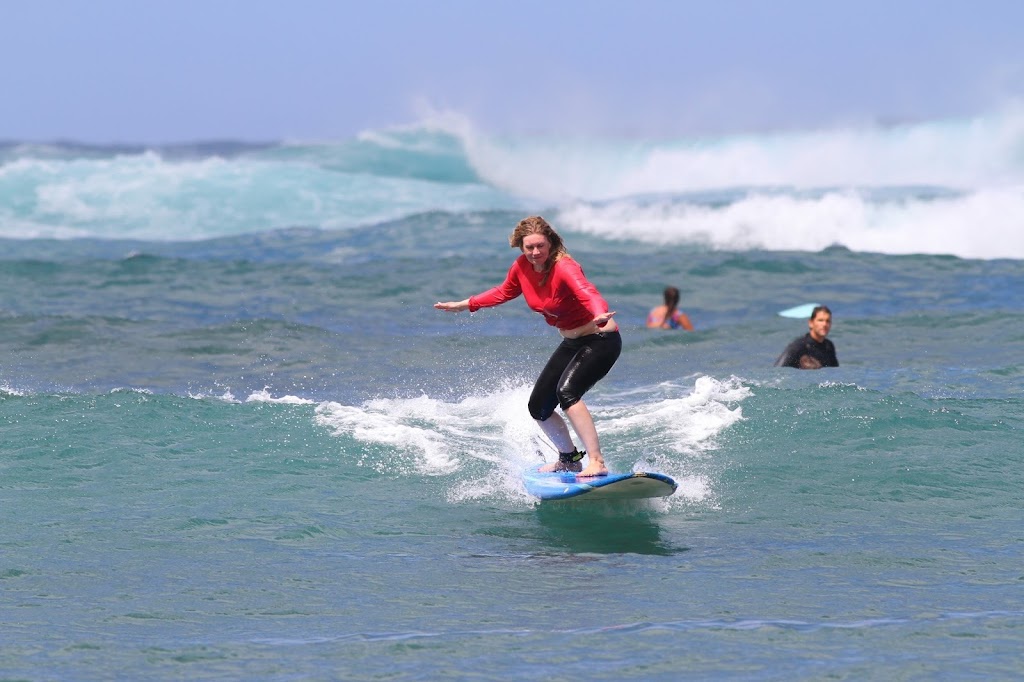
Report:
521,233,551,271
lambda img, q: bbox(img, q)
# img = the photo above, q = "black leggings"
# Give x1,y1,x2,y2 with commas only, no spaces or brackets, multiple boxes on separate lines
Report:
528,331,622,421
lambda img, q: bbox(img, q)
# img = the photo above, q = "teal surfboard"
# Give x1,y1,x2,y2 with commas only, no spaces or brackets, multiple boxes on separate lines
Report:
522,464,677,501
778,302,819,319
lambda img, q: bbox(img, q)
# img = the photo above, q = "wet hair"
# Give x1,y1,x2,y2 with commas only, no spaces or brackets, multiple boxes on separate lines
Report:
508,216,569,282
662,286,680,324
810,305,832,321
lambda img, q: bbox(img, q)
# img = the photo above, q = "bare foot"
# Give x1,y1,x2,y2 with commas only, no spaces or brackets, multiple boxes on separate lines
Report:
539,462,558,473
578,462,608,477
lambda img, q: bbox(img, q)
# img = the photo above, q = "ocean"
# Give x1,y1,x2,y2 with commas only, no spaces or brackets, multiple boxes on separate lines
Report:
2,110,1023,679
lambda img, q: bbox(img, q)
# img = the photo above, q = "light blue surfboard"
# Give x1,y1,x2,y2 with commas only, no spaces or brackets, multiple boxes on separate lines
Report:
522,464,677,501
778,302,820,319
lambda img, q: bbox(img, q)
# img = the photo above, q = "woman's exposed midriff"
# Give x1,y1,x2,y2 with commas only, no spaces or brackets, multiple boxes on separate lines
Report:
559,318,619,340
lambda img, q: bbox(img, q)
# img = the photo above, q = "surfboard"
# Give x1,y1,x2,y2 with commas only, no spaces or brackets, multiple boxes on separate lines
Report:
522,464,677,501
778,302,819,319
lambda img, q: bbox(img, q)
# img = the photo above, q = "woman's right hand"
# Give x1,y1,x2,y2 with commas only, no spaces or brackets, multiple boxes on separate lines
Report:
434,299,470,312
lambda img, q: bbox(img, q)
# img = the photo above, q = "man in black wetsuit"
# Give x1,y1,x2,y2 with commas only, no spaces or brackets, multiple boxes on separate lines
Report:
775,305,838,369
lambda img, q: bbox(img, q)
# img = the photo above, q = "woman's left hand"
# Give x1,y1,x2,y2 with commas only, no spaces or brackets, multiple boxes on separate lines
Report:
595,311,616,328
434,299,470,312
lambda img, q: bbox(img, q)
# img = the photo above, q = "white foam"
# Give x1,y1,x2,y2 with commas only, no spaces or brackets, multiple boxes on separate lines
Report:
186,388,240,403
313,375,750,508
0,383,28,397
604,376,749,456
109,387,154,395
414,104,1024,259
599,376,750,509
0,149,512,241
314,385,538,477
553,185,1024,259
245,388,316,405
6,106,1022,257
312,383,543,478
449,106,1024,201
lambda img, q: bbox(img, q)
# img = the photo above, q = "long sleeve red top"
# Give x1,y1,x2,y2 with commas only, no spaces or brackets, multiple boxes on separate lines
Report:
468,255,609,330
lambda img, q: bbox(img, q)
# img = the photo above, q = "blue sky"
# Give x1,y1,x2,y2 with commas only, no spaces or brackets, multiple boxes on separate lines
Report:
3,0,1023,143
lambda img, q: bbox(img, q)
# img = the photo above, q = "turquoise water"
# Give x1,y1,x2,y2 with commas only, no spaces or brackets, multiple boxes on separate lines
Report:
2,119,1024,679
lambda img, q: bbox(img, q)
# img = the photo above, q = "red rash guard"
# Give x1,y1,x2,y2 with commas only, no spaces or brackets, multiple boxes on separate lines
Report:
468,255,609,330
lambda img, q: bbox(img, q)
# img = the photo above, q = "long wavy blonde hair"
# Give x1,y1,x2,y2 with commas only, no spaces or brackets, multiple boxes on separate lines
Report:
508,216,569,282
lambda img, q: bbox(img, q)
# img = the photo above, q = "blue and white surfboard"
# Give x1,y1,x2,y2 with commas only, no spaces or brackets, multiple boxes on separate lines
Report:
522,464,677,501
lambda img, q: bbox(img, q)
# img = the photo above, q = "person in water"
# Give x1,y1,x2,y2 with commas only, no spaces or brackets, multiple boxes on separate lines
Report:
646,286,694,330
775,305,839,369
434,216,619,477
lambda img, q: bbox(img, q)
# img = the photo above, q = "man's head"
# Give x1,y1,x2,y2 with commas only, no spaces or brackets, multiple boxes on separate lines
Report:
808,305,832,342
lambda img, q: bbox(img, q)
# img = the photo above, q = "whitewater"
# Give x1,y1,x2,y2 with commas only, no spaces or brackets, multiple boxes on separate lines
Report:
2,106,1023,257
